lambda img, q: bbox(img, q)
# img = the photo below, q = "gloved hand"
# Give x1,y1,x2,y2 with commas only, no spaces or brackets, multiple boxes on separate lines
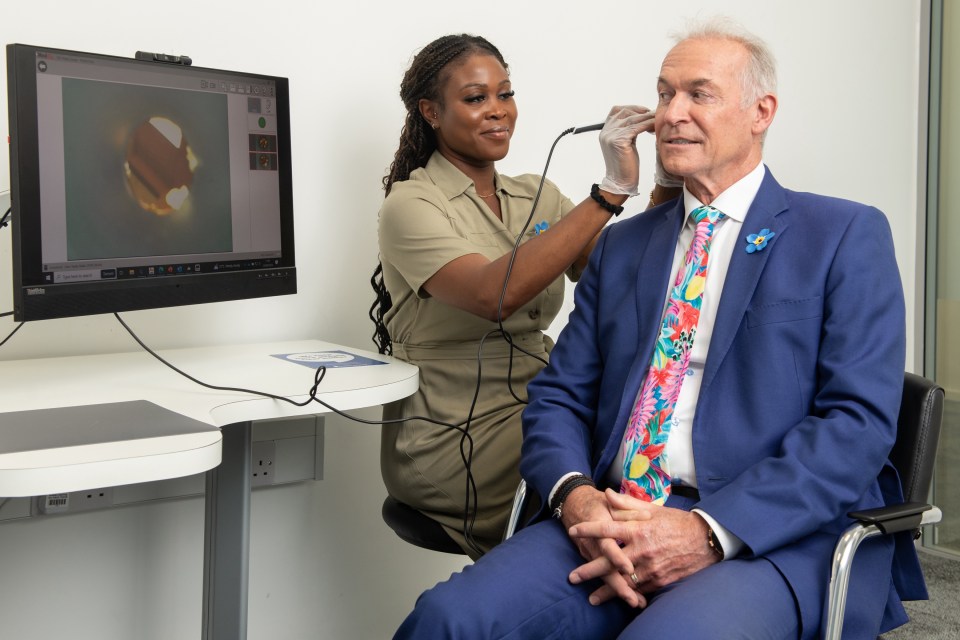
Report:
654,147,684,188
598,105,655,196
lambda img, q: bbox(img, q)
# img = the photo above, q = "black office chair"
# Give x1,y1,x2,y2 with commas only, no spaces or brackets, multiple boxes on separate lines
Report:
823,372,944,639
502,372,945,639
381,495,466,555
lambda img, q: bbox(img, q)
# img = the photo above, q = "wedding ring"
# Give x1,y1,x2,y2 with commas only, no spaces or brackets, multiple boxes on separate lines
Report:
629,572,640,586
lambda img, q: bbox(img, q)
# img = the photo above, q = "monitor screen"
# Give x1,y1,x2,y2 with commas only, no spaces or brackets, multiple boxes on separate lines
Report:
6,43,296,321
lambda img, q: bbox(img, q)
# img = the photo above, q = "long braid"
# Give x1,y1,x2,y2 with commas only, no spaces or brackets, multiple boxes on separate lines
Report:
370,35,508,355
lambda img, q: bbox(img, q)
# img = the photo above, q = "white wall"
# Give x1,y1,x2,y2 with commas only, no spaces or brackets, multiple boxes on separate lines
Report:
0,1,925,638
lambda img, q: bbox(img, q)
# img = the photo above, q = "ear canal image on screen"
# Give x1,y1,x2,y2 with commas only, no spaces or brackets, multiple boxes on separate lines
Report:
124,116,197,215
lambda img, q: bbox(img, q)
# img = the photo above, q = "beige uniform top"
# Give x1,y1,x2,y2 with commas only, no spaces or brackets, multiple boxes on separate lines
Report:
377,152,577,557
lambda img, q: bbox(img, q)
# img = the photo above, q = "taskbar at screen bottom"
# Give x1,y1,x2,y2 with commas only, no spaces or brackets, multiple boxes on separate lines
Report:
14,266,297,322
39,258,284,285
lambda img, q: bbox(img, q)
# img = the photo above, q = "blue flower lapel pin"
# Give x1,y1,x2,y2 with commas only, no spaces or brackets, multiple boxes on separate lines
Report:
745,228,775,253
534,220,550,235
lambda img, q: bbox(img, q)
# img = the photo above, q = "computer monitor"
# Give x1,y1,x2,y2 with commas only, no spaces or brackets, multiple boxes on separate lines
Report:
5,43,296,322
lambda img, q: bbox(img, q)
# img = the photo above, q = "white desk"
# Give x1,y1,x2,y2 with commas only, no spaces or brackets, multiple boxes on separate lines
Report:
0,400,221,496
0,339,418,640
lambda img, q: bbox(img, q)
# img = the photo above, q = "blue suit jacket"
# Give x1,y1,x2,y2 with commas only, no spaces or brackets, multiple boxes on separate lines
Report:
521,169,924,638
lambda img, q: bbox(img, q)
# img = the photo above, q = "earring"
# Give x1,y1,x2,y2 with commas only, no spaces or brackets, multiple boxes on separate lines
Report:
432,123,439,129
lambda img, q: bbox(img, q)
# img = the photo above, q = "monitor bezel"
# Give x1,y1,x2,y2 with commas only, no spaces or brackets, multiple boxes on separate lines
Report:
6,43,297,322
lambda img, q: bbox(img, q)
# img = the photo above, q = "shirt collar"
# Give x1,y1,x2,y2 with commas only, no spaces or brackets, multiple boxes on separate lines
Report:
682,162,766,224
424,152,476,200
422,152,526,201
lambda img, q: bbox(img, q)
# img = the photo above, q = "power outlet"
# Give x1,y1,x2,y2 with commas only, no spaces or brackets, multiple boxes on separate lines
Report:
75,488,113,511
251,440,276,486
36,487,114,515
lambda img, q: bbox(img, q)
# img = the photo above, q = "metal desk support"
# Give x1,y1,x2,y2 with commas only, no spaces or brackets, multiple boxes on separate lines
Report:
202,421,252,640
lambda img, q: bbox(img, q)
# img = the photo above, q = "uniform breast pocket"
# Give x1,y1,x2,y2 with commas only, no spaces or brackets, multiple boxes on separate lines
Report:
468,232,502,248
745,296,822,328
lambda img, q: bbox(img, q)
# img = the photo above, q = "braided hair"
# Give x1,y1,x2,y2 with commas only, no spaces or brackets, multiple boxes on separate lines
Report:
370,34,509,355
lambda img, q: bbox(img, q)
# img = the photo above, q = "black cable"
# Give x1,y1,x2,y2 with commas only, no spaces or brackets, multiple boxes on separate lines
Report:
0,322,25,347
494,127,575,403
458,328,503,555
457,346,486,556
497,126,575,327
455,125,584,554
113,312,479,431
1,204,17,345
115,311,487,556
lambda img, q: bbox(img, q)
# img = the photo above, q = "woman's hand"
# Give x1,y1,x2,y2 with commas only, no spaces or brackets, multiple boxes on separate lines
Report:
598,105,656,196
654,147,684,188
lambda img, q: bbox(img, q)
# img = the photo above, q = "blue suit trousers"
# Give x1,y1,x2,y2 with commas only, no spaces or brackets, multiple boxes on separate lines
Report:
396,496,802,640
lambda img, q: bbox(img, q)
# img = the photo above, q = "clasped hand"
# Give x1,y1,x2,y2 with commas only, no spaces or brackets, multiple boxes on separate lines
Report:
562,487,719,608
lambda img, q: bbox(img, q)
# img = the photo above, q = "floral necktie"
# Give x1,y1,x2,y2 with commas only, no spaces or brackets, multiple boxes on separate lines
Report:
620,205,725,504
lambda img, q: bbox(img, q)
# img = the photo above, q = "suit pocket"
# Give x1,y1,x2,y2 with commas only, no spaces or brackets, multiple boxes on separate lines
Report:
746,296,822,327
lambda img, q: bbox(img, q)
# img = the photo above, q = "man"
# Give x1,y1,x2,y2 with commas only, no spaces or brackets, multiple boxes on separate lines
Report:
394,18,924,640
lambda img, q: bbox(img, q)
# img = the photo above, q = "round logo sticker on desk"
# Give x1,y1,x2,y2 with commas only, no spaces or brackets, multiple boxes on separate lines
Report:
272,350,387,368
286,352,355,364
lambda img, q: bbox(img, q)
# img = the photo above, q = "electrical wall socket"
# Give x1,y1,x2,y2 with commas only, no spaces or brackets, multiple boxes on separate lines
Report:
251,439,276,486
35,487,114,515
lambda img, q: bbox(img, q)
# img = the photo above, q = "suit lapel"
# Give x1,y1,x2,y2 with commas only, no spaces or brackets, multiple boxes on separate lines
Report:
699,170,789,393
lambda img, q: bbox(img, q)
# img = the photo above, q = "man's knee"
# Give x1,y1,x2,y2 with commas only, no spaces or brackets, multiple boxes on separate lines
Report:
622,559,799,640
395,579,471,639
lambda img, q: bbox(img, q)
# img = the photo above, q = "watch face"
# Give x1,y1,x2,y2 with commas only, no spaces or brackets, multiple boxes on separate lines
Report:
708,529,724,558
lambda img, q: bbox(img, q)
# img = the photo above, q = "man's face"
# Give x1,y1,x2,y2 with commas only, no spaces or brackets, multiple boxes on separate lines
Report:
655,37,768,199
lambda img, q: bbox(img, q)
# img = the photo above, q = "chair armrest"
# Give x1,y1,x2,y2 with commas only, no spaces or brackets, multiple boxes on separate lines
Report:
847,501,937,535
824,503,941,640
503,479,529,541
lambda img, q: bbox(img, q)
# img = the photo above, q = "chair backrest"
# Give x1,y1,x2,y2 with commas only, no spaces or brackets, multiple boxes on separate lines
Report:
891,372,945,504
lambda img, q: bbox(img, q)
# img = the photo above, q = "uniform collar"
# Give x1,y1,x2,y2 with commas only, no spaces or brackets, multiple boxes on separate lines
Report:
423,152,534,202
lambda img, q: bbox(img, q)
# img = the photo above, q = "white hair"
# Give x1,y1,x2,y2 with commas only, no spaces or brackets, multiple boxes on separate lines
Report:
672,16,778,108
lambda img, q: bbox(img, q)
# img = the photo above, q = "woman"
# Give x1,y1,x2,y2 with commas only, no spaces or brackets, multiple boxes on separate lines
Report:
372,34,676,558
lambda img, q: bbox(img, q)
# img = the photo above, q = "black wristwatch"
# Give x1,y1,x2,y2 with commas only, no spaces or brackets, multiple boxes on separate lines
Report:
706,526,725,560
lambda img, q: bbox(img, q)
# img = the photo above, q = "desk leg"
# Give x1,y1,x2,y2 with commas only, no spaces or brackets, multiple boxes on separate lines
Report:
202,420,251,640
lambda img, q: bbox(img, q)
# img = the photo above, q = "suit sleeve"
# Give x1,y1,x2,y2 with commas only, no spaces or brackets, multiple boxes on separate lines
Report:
520,228,610,502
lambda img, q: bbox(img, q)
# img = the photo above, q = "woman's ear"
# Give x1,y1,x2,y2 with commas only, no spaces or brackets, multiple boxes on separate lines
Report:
418,98,440,129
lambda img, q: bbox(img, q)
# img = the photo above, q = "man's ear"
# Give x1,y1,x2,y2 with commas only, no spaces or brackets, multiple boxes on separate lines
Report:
752,93,778,136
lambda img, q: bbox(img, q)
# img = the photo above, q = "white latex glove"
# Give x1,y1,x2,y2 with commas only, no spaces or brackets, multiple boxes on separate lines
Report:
598,105,655,196
654,148,684,188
